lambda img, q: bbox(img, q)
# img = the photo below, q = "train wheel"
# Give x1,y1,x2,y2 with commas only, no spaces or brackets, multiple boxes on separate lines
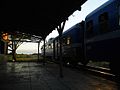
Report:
62,57,68,66
81,61,89,66
81,58,89,66
65,57,78,67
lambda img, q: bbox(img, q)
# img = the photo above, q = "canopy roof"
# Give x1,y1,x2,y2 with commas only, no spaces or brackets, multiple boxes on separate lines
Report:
0,0,87,38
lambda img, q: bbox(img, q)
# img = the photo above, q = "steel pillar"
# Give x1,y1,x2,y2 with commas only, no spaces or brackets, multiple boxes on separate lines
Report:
38,41,40,62
57,20,66,78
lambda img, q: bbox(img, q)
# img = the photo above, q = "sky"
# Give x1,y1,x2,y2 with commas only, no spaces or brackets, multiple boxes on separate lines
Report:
16,0,109,54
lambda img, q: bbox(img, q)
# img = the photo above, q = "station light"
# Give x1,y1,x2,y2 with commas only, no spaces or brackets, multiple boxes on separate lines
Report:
1,33,9,42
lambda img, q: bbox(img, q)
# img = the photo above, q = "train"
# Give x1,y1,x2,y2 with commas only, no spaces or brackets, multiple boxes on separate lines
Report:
41,0,120,75
41,23,84,65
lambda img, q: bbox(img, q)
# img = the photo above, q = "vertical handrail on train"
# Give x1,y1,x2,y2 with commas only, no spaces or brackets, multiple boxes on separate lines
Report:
37,40,41,62
81,21,87,65
43,37,46,65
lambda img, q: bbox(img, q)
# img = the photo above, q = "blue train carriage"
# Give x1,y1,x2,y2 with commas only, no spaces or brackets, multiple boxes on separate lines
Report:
85,0,120,75
53,22,84,65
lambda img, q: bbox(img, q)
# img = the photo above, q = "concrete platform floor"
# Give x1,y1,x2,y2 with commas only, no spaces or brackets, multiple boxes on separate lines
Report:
0,62,119,90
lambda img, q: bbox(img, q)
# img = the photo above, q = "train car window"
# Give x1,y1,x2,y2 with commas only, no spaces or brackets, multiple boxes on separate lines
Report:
48,44,51,49
99,12,109,33
86,20,93,38
51,43,53,49
67,37,71,45
62,37,66,46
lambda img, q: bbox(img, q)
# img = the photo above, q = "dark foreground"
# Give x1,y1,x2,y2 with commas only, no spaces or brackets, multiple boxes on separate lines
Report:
0,62,119,90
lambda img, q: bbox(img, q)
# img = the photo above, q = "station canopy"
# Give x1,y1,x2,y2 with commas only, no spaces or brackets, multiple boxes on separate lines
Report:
0,0,87,38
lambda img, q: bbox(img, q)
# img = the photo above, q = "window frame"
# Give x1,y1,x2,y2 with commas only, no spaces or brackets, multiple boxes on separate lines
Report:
86,20,94,38
99,12,109,33
66,37,71,45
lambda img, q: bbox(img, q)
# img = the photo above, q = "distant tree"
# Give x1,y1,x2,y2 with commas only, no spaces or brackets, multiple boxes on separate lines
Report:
1,31,42,61
7,32,32,61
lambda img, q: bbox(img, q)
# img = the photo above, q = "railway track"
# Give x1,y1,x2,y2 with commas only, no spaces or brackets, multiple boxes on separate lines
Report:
76,64,120,82
49,60,119,82
65,63,119,82
84,65,114,76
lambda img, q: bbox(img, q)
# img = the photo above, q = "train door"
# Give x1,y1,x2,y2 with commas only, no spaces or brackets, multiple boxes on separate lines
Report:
84,20,94,65
109,4,120,76
54,38,59,60
53,40,55,60
118,5,120,26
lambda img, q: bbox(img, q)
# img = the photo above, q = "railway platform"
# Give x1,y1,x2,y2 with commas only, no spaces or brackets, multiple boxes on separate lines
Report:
0,61,119,90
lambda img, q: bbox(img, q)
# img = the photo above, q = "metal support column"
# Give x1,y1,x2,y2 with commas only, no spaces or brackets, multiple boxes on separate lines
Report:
43,37,46,65
57,20,66,78
38,41,40,62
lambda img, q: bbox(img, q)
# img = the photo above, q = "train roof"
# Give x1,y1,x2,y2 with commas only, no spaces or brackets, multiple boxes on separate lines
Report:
47,38,55,43
85,0,115,19
62,23,80,35
53,21,83,40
